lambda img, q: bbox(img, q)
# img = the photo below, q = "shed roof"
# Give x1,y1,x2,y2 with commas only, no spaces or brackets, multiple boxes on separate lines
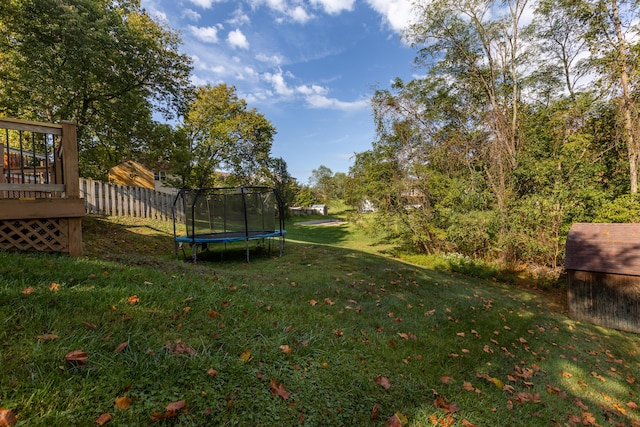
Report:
565,223,640,276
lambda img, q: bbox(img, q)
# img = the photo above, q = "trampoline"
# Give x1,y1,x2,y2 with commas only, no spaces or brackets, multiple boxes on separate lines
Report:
172,186,286,262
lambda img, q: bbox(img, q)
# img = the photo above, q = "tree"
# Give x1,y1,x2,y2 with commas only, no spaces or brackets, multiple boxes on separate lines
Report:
183,84,276,187
308,165,334,202
565,0,639,192
266,157,297,217
528,0,590,100
406,0,530,212
0,0,193,178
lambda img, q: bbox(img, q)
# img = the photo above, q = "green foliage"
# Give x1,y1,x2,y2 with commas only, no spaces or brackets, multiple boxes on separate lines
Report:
594,194,640,222
293,184,318,207
183,84,276,188
0,0,194,178
266,157,297,218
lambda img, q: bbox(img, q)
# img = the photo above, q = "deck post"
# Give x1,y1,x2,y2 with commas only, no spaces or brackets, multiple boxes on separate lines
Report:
61,121,82,257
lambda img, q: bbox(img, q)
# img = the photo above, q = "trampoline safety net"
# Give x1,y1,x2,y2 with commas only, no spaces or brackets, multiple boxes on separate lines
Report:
172,186,286,262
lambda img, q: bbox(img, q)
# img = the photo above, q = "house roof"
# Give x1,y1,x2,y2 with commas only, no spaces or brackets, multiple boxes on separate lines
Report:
565,223,640,276
107,160,154,190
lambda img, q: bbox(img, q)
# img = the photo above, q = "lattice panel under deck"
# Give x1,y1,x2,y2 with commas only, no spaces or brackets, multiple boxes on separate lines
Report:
0,219,68,253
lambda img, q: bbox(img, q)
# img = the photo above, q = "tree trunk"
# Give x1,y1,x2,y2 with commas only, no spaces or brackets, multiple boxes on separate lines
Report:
611,0,638,193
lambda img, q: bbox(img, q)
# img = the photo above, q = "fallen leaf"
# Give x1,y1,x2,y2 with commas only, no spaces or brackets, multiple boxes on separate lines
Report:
279,345,292,354
462,381,475,392
375,376,392,390
270,379,290,400
440,375,454,384
581,412,596,424
309,299,318,306
207,368,218,377
573,397,589,411
434,396,459,413
65,350,88,366
166,400,186,413
127,295,139,305
95,412,112,425
36,334,59,341
114,341,128,354
461,419,478,427
21,287,35,295
239,349,252,362
371,403,381,422
49,282,60,292
0,409,17,427
386,412,408,426
490,377,504,390
115,396,132,410
84,322,97,330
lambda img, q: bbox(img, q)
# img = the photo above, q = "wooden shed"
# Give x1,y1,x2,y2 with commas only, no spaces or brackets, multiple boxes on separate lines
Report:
565,223,640,333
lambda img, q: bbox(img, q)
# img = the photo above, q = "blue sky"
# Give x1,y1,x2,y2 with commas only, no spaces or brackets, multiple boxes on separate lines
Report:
141,0,417,184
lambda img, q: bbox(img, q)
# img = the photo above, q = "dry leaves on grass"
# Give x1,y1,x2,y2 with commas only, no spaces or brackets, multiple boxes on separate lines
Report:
115,396,132,410
386,412,408,426
269,379,290,400
65,350,88,366
279,345,292,354
148,400,187,424
165,339,195,356
239,349,252,362
36,334,59,341
114,341,128,354
375,376,392,390
0,409,17,427
95,413,112,425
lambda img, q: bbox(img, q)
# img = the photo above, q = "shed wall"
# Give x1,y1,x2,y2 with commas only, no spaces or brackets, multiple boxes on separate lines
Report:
567,270,640,334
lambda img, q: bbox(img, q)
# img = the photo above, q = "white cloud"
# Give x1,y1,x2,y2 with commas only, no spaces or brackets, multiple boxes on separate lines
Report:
365,0,415,33
188,0,220,9
182,9,201,21
189,25,220,43
305,94,370,111
310,0,355,15
263,69,295,97
256,53,283,66
227,8,251,26
288,5,313,22
296,84,327,96
247,0,313,23
190,74,209,86
227,29,250,49
140,0,168,23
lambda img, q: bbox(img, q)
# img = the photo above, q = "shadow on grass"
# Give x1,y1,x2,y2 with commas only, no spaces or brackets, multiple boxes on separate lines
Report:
8,216,640,426
284,221,350,245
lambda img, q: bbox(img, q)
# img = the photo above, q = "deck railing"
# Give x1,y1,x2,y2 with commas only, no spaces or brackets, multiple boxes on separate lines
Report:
0,117,84,256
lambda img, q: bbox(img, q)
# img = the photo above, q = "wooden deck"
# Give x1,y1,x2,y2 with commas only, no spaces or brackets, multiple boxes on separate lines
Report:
0,117,84,256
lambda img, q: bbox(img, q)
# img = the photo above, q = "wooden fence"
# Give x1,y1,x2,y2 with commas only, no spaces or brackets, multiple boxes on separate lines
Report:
80,178,179,221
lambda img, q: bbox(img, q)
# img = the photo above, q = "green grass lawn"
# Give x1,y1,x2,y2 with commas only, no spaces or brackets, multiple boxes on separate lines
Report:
0,214,638,426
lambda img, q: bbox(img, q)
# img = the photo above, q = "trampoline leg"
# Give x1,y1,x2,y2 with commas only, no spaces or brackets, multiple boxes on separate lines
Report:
191,243,197,263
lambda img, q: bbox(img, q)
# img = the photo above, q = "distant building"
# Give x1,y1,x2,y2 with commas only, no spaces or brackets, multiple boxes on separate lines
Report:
107,160,175,194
